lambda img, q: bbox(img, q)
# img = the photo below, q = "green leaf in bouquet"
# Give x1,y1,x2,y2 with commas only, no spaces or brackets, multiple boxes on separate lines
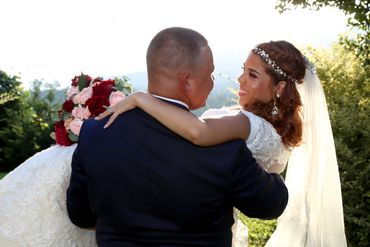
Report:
63,112,71,121
123,84,133,95
50,132,56,141
78,73,88,91
113,77,125,91
68,132,79,142
113,76,132,94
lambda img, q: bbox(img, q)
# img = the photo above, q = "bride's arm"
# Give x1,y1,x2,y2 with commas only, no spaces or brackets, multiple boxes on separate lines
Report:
97,92,250,146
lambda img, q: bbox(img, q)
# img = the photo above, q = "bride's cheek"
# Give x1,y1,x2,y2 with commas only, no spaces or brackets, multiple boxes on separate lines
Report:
249,80,259,88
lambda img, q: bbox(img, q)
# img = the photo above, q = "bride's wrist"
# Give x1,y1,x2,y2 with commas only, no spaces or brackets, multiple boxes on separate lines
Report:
133,91,147,108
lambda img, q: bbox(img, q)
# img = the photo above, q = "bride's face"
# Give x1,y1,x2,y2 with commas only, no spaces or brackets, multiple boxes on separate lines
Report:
237,53,274,108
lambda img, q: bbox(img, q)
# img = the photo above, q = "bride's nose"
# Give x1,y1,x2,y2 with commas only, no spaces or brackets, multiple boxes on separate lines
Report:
237,74,246,84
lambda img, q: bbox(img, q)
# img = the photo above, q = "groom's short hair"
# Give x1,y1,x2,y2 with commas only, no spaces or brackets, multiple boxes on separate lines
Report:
146,27,209,75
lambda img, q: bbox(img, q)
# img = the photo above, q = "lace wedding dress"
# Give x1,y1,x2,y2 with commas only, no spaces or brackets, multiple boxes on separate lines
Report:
201,108,291,247
0,108,286,247
0,145,96,247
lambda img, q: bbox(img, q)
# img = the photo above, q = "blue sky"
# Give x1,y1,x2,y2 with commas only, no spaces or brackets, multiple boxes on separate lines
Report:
0,0,348,88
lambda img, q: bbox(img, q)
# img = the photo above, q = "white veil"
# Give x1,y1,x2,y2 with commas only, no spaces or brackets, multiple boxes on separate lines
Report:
265,66,347,246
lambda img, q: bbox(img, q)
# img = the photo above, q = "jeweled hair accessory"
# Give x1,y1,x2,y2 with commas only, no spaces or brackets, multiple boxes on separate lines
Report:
252,47,299,84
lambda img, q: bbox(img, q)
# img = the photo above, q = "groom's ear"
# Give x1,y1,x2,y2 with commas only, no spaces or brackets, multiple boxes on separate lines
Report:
179,72,192,93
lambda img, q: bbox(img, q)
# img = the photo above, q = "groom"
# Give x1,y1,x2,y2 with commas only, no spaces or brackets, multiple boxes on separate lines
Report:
67,27,288,247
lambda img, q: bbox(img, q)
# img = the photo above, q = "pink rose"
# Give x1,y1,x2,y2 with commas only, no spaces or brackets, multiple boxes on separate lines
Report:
69,118,84,136
71,106,85,119
109,91,125,107
83,107,91,119
67,86,80,100
73,86,93,104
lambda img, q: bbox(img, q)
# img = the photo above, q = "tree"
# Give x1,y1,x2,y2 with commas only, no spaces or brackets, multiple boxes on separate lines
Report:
274,3,369,243
305,44,370,247
0,72,60,172
0,70,24,171
0,71,22,104
275,0,370,66
25,80,61,150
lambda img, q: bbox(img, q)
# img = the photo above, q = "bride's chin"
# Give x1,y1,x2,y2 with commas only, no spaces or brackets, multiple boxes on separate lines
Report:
238,98,247,107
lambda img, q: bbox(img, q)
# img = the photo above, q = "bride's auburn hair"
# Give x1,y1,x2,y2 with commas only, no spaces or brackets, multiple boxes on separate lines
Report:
249,41,306,147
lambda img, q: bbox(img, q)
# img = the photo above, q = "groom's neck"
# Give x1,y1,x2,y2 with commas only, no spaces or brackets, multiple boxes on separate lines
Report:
148,84,189,106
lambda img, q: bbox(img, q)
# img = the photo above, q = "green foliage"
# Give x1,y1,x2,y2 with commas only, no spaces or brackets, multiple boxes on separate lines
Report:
0,71,60,172
78,73,88,91
0,91,21,105
238,212,277,247
304,44,369,247
0,71,22,101
0,70,24,171
274,2,369,242
276,0,370,65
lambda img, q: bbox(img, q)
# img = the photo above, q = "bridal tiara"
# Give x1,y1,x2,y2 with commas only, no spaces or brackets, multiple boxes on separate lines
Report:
252,47,299,84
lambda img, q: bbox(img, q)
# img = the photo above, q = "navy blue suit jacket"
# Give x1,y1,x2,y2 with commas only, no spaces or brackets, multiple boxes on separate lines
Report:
67,101,288,247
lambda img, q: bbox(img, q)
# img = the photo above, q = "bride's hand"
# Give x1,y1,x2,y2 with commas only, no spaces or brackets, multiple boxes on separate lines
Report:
95,91,145,128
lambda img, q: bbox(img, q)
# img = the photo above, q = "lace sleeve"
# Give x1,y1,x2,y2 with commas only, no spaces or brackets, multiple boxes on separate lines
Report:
241,110,290,174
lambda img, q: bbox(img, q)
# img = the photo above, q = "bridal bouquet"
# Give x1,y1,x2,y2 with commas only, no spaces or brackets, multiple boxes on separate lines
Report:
52,73,132,146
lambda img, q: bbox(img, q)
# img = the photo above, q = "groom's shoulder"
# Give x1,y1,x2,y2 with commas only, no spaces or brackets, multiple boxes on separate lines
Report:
82,118,104,130
80,108,142,134
79,118,106,139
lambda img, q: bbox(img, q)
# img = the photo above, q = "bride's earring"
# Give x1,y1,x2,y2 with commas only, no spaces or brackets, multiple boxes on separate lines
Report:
271,94,279,116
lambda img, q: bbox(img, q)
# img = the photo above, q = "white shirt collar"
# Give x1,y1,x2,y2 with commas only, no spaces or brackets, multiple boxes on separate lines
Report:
152,94,189,109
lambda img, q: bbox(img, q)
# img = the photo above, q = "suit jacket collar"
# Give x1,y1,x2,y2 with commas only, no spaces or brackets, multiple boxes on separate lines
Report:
152,94,190,111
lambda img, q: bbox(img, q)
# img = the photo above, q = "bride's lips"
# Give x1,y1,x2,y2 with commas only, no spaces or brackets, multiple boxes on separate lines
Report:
238,89,247,97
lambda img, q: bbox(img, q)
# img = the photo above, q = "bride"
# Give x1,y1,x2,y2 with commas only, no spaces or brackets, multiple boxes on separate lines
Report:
0,40,346,246
98,40,347,246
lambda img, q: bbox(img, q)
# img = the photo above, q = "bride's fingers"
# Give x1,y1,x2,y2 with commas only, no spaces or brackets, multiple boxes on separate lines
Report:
103,112,119,129
95,108,113,120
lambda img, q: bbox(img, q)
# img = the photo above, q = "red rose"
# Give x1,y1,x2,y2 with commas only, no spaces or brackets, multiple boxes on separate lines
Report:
71,74,93,87
85,75,93,86
62,100,74,113
54,120,74,146
92,80,115,97
71,76,79,86
85,96,110,116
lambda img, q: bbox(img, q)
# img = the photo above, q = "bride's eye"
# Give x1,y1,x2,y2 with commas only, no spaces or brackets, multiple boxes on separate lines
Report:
249,72,257,78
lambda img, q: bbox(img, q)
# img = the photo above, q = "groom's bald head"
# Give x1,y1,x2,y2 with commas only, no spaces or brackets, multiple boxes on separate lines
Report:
146,27,209,80
145,27,214,110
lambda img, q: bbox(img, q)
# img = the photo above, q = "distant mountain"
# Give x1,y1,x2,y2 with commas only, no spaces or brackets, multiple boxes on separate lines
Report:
125,69,239,116
125,71,148,91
